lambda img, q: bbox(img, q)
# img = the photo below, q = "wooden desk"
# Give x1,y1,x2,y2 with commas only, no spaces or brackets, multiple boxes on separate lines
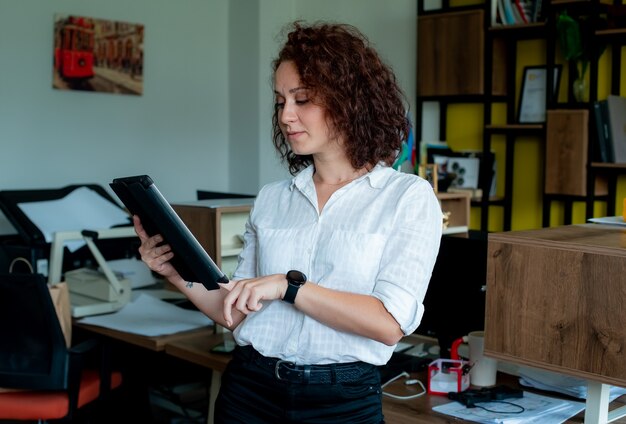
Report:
165,332,626,424
74,321,214,352
383,372,626,424
485,224,626,423
165,332,231,372
165,333,626,423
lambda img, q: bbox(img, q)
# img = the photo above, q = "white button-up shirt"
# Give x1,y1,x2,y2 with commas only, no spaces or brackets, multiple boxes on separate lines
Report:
232,164,443,365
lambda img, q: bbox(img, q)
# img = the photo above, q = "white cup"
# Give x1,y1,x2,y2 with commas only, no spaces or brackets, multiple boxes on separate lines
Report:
467,331,498,387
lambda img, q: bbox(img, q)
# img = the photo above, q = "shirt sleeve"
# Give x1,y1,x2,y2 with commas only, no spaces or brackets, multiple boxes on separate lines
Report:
231,190,264,281
371,179,443,335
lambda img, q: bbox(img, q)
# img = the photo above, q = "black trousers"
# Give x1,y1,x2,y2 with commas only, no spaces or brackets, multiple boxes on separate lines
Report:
214,346,384,424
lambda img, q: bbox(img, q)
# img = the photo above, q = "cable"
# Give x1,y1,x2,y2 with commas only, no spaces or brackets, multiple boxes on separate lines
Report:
381,371,427,400
473,400,525,414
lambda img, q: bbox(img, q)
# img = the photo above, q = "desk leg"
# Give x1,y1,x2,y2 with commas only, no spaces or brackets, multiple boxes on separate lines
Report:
585,381,610,424
207,370,221,424
584,381,626,424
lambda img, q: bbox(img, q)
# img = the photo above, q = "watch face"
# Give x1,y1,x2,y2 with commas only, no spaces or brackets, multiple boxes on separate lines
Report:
286,270,307,285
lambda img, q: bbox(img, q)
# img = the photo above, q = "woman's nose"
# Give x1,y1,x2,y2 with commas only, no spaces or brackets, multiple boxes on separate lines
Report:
281,102,297,124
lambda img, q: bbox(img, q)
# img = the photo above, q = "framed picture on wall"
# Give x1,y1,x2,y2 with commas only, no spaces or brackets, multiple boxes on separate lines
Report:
517,65,562,123
53,14,144,96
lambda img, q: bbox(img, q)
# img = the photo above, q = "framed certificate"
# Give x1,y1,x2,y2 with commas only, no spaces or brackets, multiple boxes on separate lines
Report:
517,66,562,123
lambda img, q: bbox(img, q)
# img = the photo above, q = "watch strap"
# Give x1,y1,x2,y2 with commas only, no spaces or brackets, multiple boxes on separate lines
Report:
283,282,300,304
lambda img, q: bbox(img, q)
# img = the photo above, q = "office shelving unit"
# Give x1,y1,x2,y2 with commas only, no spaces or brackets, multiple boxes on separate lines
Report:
482,22,548,231
418,0,626,230
542,0,626,225
417,1,516,231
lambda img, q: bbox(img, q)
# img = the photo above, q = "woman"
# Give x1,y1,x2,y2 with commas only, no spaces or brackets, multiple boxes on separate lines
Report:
135,21,442,424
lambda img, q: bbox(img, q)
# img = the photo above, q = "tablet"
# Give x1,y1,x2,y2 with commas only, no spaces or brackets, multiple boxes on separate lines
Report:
109,175,228,290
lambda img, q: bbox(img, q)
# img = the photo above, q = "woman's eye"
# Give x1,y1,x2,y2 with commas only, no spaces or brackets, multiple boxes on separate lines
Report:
274,102,285,109
295,98,309,105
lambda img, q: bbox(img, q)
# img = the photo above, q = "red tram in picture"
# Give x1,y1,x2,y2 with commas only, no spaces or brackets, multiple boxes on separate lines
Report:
54,16,95,80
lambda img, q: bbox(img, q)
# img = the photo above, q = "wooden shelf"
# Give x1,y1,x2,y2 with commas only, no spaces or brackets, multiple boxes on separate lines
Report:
437,192,470,230
471,196,505,206
484,124,544,135
591,162,626,170
488,22,547,39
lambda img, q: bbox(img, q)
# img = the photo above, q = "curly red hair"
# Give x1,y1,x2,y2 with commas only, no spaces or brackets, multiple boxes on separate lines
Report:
272,21,410,175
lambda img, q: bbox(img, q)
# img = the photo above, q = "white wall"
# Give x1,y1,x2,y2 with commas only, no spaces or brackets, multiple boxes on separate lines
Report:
0,0,417,232
0,0,230,202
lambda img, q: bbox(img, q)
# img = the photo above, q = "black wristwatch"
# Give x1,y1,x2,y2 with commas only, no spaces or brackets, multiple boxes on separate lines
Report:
283,270,307,304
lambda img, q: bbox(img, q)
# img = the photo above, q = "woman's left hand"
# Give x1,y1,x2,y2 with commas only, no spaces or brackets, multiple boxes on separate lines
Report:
222,274,286,327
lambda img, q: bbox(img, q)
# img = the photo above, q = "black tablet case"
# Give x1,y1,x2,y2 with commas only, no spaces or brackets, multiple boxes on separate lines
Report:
110,175,227,290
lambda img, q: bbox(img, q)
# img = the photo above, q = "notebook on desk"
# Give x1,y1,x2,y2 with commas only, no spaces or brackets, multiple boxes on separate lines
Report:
110,175,228,291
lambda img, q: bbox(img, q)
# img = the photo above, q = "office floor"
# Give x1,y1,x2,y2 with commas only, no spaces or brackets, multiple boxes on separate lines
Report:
96,329,213,424
149,381,209,424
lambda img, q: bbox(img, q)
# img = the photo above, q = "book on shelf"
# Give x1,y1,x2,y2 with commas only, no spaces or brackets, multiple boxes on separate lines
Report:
592,100,613,163
531,0,543,22
514,0,529,24
607,95,626,164
500,0,517,25
495,0,542,26
491,0,499,26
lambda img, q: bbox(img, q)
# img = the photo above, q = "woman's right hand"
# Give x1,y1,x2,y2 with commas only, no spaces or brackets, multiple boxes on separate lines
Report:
133,215,181,281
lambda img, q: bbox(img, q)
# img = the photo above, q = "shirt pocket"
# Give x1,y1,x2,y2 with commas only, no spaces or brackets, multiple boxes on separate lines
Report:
316,230,387,294
256,227,310,275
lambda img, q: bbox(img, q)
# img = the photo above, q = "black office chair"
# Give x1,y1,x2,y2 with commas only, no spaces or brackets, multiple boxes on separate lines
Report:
0,273,123,422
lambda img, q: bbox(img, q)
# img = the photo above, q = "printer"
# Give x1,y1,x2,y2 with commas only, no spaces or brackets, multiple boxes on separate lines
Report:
0,184,139,316
48,228,135,317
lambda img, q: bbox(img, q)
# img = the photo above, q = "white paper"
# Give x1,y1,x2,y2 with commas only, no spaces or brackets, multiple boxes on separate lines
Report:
78,293,213,336
433,391,585,424
519,366,626,400
105,258,158,289
588,216,626,226
17,187,130,251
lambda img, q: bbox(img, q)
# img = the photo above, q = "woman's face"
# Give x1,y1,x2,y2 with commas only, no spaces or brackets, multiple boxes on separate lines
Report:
274,61,341,157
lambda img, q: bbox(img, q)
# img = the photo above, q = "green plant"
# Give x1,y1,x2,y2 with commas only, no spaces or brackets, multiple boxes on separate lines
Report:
556,11,608,101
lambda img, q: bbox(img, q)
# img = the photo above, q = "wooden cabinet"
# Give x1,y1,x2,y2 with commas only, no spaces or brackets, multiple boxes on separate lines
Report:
545,109,608,196
484,224,626,387
418,10,485,96
172,200,253,278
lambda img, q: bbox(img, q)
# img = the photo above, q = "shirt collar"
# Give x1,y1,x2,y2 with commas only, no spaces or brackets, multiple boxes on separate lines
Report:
290,163,392,191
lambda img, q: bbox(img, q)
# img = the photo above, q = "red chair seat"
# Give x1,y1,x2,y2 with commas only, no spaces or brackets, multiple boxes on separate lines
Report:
0,369,122,420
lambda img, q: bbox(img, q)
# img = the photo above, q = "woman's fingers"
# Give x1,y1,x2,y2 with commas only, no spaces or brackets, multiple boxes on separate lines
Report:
223,279,270,327
132,215,149,241
222,281,244,327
